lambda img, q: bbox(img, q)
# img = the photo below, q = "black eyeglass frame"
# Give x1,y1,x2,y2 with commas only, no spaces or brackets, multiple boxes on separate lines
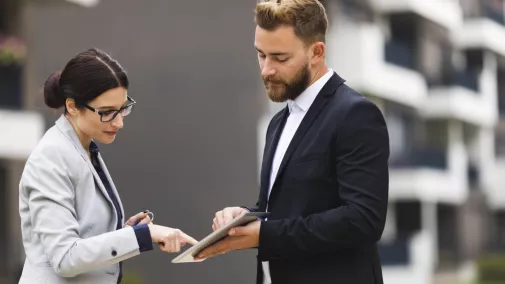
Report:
82,96,136,122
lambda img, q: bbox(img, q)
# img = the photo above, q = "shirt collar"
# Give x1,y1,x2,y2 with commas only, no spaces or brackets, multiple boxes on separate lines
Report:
89,141,99,154
287,68,334,113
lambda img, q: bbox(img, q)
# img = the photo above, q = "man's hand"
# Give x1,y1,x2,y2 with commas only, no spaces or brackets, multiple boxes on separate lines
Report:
212,207,248,231
196,220,260,260
124,210,152,227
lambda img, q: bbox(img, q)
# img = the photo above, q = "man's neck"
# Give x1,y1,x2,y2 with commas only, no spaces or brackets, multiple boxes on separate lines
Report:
308,64,329,87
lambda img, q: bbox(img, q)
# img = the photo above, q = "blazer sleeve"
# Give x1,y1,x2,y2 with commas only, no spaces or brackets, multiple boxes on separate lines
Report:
258,99,390,261
21,145,142,277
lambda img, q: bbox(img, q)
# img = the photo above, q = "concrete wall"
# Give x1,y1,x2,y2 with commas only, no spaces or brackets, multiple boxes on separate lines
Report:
21,0,265,283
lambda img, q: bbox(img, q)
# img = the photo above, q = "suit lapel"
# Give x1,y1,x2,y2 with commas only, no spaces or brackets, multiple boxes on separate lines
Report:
55,116,119,226
267,73,344,208
259,107,289,210
97,154,125,223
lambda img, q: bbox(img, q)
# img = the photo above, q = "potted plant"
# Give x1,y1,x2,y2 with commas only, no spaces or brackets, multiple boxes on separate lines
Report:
0,34,26,66
0,34,26,109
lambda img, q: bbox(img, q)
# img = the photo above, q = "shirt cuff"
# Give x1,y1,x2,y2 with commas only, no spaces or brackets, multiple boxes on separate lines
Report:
133,224,153,252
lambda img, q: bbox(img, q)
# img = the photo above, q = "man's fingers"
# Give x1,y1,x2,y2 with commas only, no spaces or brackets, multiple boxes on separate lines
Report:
212,217,219,231
196,238,231,259
229,226,249,236
215,211,225,228
223,208,234,226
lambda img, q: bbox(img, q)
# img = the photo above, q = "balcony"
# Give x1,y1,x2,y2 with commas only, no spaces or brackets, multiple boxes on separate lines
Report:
390,147,447,170
467,163,480,189
487,159,505,209
454,16,505,58
382,232,435,284
451,69,480,93
385,40,416,71
389,147,468,203
424,77,496,127
482,1,505,26
430,68,480,93
369,0,463,30
498,70,505,116
0,64,22,109
0,110,44,159
327,24,427,109
379,236,410,266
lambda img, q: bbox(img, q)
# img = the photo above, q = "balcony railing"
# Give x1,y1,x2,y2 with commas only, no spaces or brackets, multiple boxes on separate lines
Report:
495,122,505,157
379,236,410,266
468,162,480,188
482,0,505,26
451,69,480,92
430,68,480,93
390,147,447,169
385,40,416,71
0,64,22,109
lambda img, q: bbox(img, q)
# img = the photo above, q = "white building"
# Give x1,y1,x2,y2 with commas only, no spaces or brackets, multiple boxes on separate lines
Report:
258,0,505,283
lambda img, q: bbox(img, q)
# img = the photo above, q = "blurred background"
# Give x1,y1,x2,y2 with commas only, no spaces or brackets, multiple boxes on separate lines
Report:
2,0,505,283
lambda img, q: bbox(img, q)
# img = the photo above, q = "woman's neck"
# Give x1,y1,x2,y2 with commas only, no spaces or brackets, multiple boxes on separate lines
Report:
65,114,92,154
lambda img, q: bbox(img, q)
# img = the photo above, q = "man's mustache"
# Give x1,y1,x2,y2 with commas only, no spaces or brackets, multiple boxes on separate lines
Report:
263,77,286,84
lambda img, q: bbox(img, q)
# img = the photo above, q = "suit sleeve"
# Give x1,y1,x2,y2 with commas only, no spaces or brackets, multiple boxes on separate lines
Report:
257,99,389,261
21,145,143,277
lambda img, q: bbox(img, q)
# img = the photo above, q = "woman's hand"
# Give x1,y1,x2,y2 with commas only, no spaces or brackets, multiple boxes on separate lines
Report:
124,210,152,227
148,224,198,253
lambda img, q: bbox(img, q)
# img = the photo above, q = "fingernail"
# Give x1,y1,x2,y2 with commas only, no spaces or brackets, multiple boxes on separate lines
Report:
229,229,235,235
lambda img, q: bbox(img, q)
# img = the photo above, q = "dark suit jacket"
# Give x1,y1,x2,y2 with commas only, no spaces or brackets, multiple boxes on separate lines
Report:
249,72,389,284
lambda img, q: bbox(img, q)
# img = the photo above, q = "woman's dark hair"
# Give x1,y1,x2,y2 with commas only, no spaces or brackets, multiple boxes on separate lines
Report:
43,48,129,109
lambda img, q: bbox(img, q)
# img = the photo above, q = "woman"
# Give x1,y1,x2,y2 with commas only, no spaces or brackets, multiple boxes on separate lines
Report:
18,48,197,284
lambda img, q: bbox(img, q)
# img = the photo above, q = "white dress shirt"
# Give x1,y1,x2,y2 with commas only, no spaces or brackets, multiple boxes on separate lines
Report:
262,68,334,284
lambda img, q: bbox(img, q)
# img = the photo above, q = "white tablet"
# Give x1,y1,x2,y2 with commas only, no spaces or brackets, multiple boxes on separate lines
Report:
171,211,269,263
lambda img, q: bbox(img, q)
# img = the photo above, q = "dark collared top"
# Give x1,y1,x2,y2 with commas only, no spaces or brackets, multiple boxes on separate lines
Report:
89,141,152,283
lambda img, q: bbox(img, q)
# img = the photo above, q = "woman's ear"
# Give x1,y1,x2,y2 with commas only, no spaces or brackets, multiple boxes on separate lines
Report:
66,98,79,116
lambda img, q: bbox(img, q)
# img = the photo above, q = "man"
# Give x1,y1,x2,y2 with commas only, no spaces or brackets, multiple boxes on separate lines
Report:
196,0,389,283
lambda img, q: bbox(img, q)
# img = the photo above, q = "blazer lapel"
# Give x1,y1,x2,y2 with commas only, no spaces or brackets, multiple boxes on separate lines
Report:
55,116,119,226
97,154,125,223
259,107,289,211
267,73,344,208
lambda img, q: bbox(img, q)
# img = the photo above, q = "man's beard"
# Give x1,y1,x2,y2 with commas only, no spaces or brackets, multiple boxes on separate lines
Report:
263,63,311,103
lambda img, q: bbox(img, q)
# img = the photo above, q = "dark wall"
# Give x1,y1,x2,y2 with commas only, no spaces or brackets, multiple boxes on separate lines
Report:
23,0,264,283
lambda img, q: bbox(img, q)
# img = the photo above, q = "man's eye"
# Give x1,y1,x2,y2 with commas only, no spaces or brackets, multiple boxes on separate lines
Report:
277,58,288,62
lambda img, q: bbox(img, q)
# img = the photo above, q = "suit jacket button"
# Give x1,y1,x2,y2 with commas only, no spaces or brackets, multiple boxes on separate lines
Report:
111,250,117,257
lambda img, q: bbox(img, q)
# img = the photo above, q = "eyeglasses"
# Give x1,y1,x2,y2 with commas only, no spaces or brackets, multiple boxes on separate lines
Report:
83,96,136,122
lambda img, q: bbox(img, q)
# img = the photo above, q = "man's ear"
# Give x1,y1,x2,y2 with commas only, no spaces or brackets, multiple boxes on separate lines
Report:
310,42,326,64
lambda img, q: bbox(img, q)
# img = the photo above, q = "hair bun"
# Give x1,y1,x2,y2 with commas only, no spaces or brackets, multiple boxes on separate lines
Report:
44,71,65,109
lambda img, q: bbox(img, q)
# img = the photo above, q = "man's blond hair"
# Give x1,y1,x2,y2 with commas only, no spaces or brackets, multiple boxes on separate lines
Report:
254,0,328,45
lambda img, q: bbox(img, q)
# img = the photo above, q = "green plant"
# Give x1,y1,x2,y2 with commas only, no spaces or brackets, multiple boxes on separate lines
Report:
120,271,146,284
476,253,505,282
0,35,26,66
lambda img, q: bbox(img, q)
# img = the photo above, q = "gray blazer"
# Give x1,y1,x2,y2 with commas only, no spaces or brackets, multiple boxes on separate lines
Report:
18,115,142,284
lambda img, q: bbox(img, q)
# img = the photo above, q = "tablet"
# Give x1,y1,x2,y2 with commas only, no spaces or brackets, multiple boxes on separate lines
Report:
171,211,269,263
